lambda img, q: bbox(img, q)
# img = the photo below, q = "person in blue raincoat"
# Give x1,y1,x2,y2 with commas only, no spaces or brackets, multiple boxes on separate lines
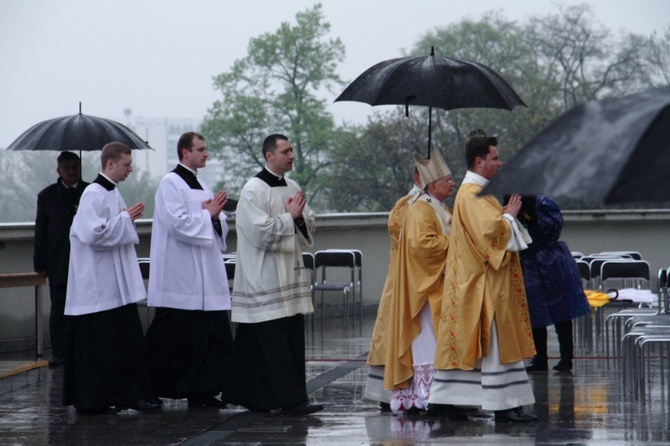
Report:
516,195,591,373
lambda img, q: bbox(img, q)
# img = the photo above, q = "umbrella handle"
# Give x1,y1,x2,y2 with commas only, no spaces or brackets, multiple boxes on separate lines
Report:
427,106,432,158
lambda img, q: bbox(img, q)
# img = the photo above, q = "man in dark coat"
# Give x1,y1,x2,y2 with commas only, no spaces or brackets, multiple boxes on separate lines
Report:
518,195,591,372
34,151,89,366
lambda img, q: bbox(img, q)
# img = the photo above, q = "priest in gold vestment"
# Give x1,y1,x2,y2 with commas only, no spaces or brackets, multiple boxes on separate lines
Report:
383,149,455,414
429,130,538,423
363,167,422,408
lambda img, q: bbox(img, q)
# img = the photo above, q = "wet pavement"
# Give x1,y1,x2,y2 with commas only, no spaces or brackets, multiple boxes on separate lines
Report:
1,309,670,445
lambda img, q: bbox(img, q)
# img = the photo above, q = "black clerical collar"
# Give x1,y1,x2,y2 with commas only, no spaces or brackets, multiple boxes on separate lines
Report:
256,167,288,187
172,164,203,190
93,174,115,191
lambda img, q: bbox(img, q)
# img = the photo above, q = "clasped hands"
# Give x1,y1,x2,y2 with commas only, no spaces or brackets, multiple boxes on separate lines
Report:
203,191,228,218
502,193,522,218
126,202,145,221
286,191,306,220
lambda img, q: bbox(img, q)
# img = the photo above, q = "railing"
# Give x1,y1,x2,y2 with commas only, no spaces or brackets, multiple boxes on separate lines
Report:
3,210,670,353
0,273,46,357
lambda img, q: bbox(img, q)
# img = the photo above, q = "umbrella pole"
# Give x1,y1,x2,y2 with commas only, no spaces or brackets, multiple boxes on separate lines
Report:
427,106,432,158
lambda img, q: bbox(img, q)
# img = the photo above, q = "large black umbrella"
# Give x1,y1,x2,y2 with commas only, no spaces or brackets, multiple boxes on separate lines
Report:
484,86,670,204
6,103,152,152
334,47,525,157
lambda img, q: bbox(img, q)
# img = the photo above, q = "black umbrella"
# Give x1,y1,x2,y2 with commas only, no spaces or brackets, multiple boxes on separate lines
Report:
484,86,670,204
334,47,525,157
6,103,152,152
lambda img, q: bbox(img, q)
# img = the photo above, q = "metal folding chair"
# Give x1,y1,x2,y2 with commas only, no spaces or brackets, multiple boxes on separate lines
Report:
600,259,651,291
313,250,357,329
324,249,362,319
596,251,643,260
658,267,668,314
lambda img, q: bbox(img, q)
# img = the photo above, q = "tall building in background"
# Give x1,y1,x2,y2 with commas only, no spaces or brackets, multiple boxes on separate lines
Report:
120,110,225,188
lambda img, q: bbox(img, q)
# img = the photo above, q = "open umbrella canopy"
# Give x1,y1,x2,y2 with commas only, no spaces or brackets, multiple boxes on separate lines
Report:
6,106,152,152
334,47,525,157
335,48,525,112
484,86,670,204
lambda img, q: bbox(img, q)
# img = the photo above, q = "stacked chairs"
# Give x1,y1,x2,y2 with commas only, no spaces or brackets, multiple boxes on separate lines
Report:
600,258,655,358
619,314,670,404
600,259,651,292
576,260,590,288
595,251,642,260
578,254,632,352
580,254,625,290
574,259,593,351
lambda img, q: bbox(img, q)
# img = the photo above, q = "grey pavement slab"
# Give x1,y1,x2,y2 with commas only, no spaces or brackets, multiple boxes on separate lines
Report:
1,309,670,445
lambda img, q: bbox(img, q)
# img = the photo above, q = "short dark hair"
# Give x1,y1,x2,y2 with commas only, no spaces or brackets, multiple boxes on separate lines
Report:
465,129,498,169
177,131,205,160
57,151,80,165
101,142,131,169
262,134,289,159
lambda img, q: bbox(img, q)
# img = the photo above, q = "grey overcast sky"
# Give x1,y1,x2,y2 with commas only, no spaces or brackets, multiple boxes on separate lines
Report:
1,0,668,149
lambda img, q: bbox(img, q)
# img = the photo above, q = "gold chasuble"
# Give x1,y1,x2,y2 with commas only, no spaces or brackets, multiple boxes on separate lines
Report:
384,197,450,390
434,183,535,371
367,191,416,366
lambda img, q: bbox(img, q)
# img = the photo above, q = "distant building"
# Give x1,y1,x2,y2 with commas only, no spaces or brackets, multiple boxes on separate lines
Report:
119,111,225,187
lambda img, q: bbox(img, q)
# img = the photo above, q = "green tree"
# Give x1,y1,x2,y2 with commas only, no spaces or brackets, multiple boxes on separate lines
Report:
325,112,432,212
324,4,667,211
201,3,345,208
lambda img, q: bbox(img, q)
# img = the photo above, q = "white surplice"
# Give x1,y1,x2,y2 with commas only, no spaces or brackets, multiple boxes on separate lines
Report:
231,174,315,323
147,172,231,311
65,183,146,316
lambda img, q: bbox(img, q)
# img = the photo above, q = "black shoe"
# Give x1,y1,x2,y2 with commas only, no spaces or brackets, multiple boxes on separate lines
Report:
48,356,65,367
494,407,537,423
427,404,468,421
405,406,421,416
76,406,120,415
460,408,493,418
144,396,163,405
525,361,548,372
187,394,228,408
274,402,324,416
126,399,161,411
244,405,270,413
379,402,392,412
553,360,573,372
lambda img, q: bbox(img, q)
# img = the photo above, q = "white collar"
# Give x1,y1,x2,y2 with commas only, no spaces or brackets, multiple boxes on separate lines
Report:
463,170,489,187
408,184,422,196
179,162,198,176
99,172,118,186
264,165,284,180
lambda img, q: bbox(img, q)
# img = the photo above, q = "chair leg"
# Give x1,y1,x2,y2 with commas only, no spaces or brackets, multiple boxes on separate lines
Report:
343,289,349,330
320,291,324,329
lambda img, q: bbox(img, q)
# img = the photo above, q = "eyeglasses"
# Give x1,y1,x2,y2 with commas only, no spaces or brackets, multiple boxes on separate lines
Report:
436,176,456,185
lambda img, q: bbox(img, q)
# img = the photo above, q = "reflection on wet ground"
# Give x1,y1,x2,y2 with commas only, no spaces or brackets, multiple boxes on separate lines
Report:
1,308,670,445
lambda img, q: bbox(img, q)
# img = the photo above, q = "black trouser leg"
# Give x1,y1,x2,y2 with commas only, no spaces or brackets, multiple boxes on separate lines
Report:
532,327,548,365
554,320,573,364
49,284,69,359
